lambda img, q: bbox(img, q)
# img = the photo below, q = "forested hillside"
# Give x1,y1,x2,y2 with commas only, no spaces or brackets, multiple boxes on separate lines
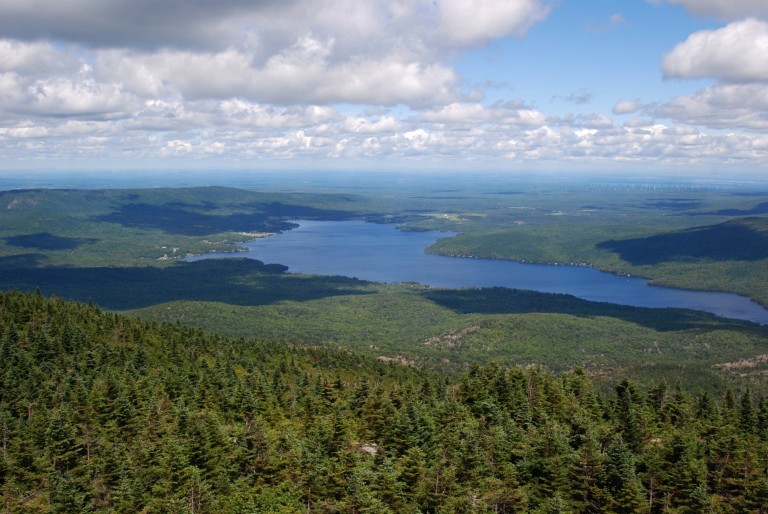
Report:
3,186,768,397
0,187,377,267
427,216,768,308
2,290,768,512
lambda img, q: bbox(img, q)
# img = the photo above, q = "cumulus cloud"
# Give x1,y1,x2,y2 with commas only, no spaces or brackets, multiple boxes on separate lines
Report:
100,45,460,107
662,18,768,82
0,0,552,56
420,103,492,124
0,73,25,110
417,101,550,131
656,83,768,132
94,51,164,98
656,17,768,135
0,59,136,119
342,115,401,134
438,0,552,46
2,0,768,170
21,77,130,117
650,0,768,20
498,108,548,128
0,0,552,109
3,96,767,167
0,40,76,75
0,0,268,51
613,100,640,115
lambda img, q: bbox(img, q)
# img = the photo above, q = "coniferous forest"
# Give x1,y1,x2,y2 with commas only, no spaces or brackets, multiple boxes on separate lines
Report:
2,290,768,512
4,0,768,508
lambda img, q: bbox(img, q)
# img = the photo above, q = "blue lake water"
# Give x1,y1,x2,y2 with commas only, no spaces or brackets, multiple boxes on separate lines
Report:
187,220,768,324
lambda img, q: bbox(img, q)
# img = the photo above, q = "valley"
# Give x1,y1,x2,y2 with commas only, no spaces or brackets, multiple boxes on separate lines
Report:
4,174,768,511
2,176,768,394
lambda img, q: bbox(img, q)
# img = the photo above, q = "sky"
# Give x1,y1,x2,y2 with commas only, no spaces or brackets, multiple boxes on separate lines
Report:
1,0,767,175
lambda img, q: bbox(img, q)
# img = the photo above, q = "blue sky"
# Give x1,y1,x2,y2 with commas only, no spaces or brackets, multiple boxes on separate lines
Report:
0,0,767,175
460,2,714,113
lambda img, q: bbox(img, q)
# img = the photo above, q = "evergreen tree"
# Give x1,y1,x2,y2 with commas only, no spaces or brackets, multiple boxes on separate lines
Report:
600,436,646,512
614,380,644,451
1,290,767,512
739,389,757,433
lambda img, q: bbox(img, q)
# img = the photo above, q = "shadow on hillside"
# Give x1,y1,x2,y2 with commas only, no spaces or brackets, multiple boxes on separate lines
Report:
703,201,768,216
94,203,293,236
0,253,48,267
94,202,357,236
424,287,760,332
597,222,768,265
0,258,372,310
4,232,98,251
253,201,359,220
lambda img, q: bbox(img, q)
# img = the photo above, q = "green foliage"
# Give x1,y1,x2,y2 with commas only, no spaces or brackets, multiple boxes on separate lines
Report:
0,258,371,310
425,202,768,308
2,290,768,512
0,187,378,267
5,184,768,306
130,285,768,395
4,184,768,511
4,185,768,396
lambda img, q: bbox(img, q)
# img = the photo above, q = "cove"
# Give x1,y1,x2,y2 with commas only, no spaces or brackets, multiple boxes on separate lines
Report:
187,220,768,324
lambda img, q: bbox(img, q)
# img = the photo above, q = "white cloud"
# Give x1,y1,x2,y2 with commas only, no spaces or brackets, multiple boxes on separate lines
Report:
0,0,551,110
0,124,50,139
24,78,129,117
94,40,459,107
656,83,768,131
0,0,553,56
498,108,548,127
95,51,165,98
662,18,768,82
577,114,615,129
655,16,768,139
650,0,768,20
438,0,552,46
3,99,766,167
0,40,74,75
0,64,136,119
0,0,267,51
0,73,25,109
342,115,401,134
217,101,340,129
120,99,204,132
317,59,458,106
420,103,491,124
416,102,551,132
613,100,640,115
1,0,767,170
51,120,115,137
403,129,432,150
161,140,195,156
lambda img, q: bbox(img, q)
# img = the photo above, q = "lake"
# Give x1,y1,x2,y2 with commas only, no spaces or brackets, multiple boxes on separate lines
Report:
187,220,768,324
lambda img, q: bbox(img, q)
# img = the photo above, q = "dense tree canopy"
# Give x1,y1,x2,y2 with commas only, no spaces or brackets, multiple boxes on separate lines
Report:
1,290,767,512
